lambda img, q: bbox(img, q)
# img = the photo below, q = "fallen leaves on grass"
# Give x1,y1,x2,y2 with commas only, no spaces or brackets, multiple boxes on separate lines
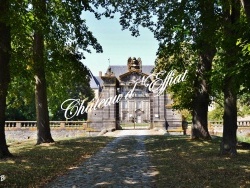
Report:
0,136,114,188
145,136,250,188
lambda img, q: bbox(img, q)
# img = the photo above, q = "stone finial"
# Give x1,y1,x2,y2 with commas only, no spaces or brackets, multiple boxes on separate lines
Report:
105,66,115,76
127,57,142,72
127,57,133,71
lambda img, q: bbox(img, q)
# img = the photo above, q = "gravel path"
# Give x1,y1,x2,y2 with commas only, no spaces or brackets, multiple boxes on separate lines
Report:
45,130,165,188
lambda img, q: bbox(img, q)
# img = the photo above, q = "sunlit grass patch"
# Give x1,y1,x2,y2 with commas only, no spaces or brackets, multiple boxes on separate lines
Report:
0,137,114,187
237,135,250,144
145,135,250,188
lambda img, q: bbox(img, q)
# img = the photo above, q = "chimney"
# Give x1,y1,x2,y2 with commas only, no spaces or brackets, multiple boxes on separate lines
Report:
99,71,102,77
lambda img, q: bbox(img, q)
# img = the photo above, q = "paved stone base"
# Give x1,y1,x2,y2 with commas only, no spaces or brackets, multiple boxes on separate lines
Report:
45,130,162,187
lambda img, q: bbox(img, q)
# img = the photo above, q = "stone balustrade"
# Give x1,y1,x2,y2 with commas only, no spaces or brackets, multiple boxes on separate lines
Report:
4,121,93,141
5,121,88,129
5,120,250,130
208,120,250,137
175,120,250,136
4,120,250,140
209,120,250,127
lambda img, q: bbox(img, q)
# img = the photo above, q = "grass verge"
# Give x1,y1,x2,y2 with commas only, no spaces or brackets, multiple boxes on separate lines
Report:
145,135,250,188
237,135,250,144
0,136,114,188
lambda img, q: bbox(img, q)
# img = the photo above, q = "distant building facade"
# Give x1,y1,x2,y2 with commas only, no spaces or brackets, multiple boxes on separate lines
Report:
88,57,181,133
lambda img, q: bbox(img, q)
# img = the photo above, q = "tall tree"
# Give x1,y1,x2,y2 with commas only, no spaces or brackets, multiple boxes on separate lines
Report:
0,0,13,158
32,0,54,144
220,0,241,155
7,1,100,123
190,0,217,139
8,1,103,144
45,1,102,120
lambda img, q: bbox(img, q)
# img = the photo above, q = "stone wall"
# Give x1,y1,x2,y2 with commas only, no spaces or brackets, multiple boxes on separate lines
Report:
5,128,88,141
4,121,90,141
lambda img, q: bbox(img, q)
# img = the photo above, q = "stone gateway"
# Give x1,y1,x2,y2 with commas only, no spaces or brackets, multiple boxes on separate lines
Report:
88,57,181,134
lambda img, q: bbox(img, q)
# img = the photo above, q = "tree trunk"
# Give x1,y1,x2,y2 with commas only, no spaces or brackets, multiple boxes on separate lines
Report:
221,77,238,155
33,0,54,144
220,0,240,156
0,0,13,158
191,0,216,140
191,59,212,140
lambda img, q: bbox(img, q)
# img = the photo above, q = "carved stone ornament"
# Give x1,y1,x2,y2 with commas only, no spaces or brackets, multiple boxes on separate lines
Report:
105,66,115,76
127,57,142,72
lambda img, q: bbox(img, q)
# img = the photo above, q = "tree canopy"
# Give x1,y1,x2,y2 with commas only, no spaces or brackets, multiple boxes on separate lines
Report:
97,0,250,154
1,0,106,156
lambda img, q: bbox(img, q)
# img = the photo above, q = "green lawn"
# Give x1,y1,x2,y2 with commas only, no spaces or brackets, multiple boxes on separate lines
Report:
145,136,250,188
0,137,114,188
237,135,250,144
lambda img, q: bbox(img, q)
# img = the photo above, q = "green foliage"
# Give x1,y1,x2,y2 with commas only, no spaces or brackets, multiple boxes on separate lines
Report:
238,104,250,117
236,25,250,90
4,0,250,124
208,104,224,121
237,94,250,117
179,109,192,121
208,97,250,121
99,1,250,113
45,50,94,120
6,1,102,120
154,42,201,113
6,101,36,121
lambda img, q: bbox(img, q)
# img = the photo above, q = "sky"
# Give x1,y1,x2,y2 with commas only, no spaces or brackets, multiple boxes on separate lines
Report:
82,12,159,76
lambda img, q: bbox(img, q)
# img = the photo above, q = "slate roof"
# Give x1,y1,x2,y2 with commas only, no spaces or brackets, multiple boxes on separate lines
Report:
90,76,103,89
109,65,154,77
90,65,154,89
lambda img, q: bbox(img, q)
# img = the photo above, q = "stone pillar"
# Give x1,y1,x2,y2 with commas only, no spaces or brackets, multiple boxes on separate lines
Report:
87,68,119,133
149,93,154,129
101,81,119,131
152,93,167,130
165,93,182,130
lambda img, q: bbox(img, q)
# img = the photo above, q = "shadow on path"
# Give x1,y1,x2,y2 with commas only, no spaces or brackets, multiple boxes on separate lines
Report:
45,131,159,188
